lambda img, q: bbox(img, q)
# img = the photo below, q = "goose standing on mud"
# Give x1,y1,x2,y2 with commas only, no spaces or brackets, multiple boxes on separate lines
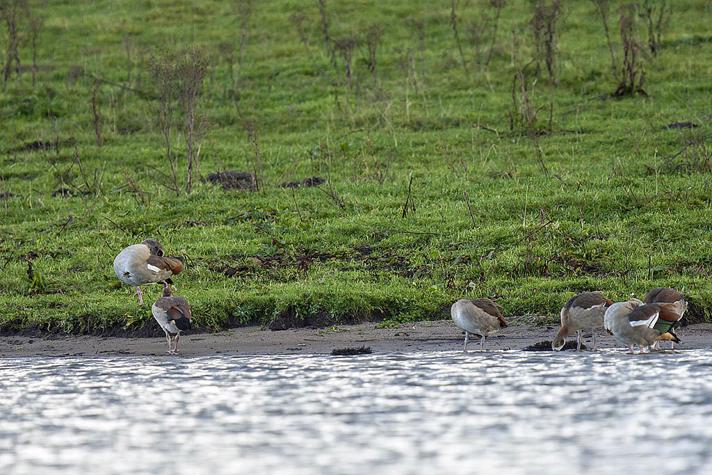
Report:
604,299,680,353
644,287,687,350
552,291,613,351
451,298,507,352
152,282,192,354
113,239,184,304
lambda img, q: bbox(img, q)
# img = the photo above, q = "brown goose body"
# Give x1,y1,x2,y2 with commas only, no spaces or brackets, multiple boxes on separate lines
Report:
644,287,687,349
553,291,613,351
151,283,193,354
451,298,507,351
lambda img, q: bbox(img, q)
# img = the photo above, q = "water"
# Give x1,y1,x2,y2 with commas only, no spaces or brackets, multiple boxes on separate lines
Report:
2,351,712,475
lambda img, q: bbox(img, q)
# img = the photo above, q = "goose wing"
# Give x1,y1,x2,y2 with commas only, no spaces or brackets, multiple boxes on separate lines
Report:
165,297,191,320
471,298,507,328
570,291,610,310
165,297,192,331
644,287,683,304
146,256,184,275
627,304,660,329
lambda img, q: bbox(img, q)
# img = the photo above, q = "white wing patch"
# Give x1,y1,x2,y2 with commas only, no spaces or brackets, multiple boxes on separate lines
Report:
147,263,161,273
629,311,659,328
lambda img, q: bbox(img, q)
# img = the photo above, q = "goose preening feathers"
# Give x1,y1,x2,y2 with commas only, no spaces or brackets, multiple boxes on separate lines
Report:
451,298,507,352
644,287,687,350
603,299,680,353
113,239,184,304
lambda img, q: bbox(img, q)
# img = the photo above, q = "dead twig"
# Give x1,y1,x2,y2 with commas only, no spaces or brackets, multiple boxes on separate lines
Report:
56,215,74,236
401,172,416,218
450,0,469,76
90,79,103,147
463,191,476,227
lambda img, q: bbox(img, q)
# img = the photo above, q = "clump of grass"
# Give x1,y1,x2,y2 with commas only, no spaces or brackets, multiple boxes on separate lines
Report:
509,70,550,136
590,0,617,75
289,12,310,47
149,46,209,194
531,0,562,85
244,121,263,191
484,0,506,66
450,0,469,76
640,0,671,56
1,0,22,90
317,0,336,67
661,133,712,176
363,25,383,78
333,36,358,90
614,3,647,97
464,0,506,68
235,0,253,70
25,252,47,295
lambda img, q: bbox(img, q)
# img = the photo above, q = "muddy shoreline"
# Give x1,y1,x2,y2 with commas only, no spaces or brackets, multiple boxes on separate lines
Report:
1,321,711,357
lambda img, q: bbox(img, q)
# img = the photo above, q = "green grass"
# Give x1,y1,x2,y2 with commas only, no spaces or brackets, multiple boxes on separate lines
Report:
1,0,711,335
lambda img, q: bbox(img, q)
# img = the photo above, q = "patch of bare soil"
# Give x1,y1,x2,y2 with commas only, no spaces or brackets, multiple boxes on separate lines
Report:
6,138,76,154
280,176,325,188
665,121,698,129
207,171,256,190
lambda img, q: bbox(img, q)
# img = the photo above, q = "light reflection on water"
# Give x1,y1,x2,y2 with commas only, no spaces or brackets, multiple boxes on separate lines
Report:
2,351,712,474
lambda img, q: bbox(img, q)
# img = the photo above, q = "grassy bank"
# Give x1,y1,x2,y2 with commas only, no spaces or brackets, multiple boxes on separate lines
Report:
1,0,711,335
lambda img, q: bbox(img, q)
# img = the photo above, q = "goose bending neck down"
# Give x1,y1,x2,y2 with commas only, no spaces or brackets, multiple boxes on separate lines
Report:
451,298,507,352
552,291,613,351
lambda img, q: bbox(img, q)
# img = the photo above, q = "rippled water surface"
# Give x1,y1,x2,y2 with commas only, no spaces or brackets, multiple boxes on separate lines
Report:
2,351,712,474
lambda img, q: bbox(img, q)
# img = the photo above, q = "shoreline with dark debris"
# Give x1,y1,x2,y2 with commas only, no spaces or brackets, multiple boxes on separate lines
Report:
1,321,710,358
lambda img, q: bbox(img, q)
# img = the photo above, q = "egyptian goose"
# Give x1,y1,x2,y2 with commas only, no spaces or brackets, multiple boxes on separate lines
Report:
451,298,507,352
603,299,680,353
151,282,192,354
113,239,184,304
552,291,613,351
644,287,687,350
